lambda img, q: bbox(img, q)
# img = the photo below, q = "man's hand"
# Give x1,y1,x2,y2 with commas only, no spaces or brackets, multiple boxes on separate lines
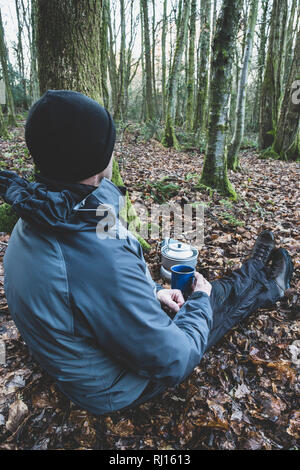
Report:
191,272,212,297
157,289,185,313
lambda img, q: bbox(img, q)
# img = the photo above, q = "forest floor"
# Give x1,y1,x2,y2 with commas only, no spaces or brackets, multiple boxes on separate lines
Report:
0,121,299,450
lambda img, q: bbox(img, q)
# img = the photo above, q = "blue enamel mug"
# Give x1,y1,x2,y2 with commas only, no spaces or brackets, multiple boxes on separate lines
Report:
171,264,195,296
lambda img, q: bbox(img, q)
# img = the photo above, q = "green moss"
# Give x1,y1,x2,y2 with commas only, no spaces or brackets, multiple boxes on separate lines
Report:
0,126,10,139
260,147,280,160
227,148,242,171
112,158,150,251
147,178,180,204
283,132,300,162
0,204,19,233
199,169,238,200
161,114,180,149
220,211,245,227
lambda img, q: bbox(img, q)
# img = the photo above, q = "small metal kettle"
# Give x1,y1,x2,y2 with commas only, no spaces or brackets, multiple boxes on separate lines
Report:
160,238,198,280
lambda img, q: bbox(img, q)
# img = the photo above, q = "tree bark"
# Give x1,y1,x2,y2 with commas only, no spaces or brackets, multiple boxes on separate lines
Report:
0,103,9,138
107,4,118,114
251,0,269,131
113,0,126,121
200,0,243,198
140,0,154,121
227,0,258,171
271,29,300,161
185,0,196,131
124,3,139,119
193,0,212,134
15,0,28,108
151,0,158,115
36,0,103,103
100,0,109,109
29,0,39,104
283,0,298,88
259,0,288,150
161,0,168,120
0,9,17,126
161,0,191,148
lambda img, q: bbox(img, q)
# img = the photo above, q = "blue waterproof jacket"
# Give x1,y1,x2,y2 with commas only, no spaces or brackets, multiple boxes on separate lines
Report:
0,170,212,414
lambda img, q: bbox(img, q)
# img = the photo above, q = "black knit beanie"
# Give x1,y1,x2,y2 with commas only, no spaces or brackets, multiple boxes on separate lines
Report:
25,90,116,182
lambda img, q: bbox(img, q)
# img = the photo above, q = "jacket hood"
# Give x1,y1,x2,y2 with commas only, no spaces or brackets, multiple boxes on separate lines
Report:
0,170,126,232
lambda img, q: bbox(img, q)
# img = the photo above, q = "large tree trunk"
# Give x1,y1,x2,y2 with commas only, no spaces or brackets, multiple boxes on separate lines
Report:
123,3,140,119
140,0,154,121
193,0,212,134
227,0,258,171
259,0,288,150
0,104,9,138
151,0,158,116
161,0,190,148
0,10,17,126
15,0,28,108
100,0,109,109
200,0,243,198
29,0,39,104
161,0,168,120
107,4,118,115
18,0,39,105
36,0,103,103
113,0,126,121
185,0,196,131
271,29,300,161
251,0,269,131
283,0,298,88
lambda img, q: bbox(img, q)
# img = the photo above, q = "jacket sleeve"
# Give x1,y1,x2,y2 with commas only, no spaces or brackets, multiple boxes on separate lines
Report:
77,240,213,388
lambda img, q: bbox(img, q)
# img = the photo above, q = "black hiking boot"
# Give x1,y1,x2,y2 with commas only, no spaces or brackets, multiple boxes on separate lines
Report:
251,231,275,264
268,248,294,297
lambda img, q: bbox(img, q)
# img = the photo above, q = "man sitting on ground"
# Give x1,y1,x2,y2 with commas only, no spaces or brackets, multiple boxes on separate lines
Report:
0,91,293,415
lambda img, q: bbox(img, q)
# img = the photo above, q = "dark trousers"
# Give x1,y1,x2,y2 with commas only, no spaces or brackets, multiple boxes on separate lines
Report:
206,258,280,350
131,258,281,408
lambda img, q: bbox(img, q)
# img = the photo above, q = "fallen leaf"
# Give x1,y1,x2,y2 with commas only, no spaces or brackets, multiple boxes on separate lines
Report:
6,399,28,433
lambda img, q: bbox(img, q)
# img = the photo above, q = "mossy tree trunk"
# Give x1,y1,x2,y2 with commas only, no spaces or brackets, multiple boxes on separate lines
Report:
113,0,126,121
0,104,9,138
161,0,168,120
123,3,140,119
193,0,212,134
36,0,103,104
227,0,258,171
100,0,109,109
200,0,243,199
107,4,118,114
271,29,300,161
151,0,158,116
251,0,269,131
140,2,146,121
185,0,196,131
18,0,39,105
140,0,154,122
259,0,288,150
15,0,28,109
283,0,297,88
0,10,17,127
161,0,190,148
29,0,40,104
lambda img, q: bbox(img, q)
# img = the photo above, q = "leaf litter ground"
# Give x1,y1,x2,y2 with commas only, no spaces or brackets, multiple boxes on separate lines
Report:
0,124,299,450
